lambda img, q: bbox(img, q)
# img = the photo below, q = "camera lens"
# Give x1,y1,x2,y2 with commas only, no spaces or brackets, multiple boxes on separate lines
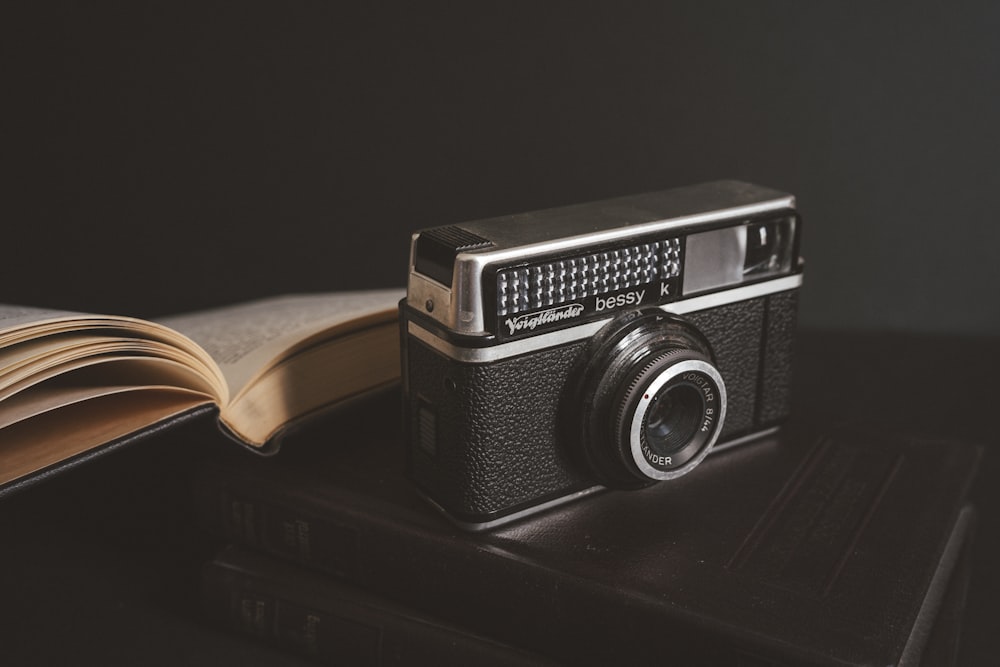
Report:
576,309,726,489
644,383,704,456
618,354,723,481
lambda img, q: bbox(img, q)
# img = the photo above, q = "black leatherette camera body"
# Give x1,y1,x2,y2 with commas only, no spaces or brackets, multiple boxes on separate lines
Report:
404,293,797,525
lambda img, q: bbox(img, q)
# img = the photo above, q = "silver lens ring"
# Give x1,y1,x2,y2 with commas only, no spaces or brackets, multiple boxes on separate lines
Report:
628,359,727,480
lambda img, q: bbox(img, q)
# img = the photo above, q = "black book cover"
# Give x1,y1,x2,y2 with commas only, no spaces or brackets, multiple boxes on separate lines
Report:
203,524,976,667
192,400,981,666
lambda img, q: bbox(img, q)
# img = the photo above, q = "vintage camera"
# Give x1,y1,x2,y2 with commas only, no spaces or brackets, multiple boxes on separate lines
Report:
401,181,803,530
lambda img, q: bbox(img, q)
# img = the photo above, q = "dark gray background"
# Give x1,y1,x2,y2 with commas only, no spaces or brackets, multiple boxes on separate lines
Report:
4,3,999,334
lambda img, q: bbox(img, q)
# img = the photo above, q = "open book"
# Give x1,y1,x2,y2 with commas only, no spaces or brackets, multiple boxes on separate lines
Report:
0,290,403,493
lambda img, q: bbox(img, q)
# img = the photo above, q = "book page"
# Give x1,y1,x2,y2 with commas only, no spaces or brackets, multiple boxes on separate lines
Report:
0,353,217,430
221,322,400,445
0,335,116,383
0,331,226,403
0,305,225,394
0,305,91,332
159,290,403,396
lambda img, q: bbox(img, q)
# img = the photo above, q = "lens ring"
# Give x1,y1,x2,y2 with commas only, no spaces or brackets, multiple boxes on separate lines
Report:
627,359,726,480
575,309,724,489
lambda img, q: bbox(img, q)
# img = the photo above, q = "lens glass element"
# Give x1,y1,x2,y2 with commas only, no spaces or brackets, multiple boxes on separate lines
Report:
644,383,705,457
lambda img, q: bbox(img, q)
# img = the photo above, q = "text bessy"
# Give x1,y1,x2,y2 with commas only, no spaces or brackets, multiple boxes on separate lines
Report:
596,289,645,312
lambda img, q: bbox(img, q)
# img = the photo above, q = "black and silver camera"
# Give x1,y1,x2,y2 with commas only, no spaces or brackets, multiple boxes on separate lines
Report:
401,181,803,530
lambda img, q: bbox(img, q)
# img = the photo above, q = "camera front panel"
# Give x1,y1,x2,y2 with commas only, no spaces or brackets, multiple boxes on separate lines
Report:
403,288,798,527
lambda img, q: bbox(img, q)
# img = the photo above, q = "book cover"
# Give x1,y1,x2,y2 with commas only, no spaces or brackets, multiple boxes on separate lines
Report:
0,290,402,496
192,399,982,666
203,527,976,667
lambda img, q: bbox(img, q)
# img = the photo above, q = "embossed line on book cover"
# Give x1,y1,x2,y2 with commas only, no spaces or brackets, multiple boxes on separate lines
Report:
727,435,904,598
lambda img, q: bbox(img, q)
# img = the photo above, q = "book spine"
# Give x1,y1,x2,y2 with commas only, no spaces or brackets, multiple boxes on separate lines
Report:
203,559,379,665
202,553,550,667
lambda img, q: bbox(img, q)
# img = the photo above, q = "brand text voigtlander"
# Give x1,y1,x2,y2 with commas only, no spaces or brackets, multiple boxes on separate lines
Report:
505,304,585,335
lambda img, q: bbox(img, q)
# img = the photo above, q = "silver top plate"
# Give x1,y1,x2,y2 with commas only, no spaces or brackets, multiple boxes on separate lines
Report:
407,180,796,335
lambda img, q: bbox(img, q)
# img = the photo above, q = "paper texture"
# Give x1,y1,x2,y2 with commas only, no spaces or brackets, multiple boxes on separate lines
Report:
159,290,402,394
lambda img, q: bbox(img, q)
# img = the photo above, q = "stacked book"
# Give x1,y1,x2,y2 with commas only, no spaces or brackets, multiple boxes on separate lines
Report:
192,395,980,666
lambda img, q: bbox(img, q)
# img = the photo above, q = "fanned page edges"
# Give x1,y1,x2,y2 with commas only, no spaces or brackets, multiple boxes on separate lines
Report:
217,321,401,446
0,290,403,489
160,291,404,446
0,312,226,486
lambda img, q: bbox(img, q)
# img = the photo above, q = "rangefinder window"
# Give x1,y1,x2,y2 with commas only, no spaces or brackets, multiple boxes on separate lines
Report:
683,215,797,295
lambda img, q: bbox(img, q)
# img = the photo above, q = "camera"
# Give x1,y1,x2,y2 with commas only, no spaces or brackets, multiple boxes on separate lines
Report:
401,181,803,530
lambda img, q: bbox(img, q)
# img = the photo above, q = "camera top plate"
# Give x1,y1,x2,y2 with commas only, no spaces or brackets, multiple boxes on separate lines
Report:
407,180,800,343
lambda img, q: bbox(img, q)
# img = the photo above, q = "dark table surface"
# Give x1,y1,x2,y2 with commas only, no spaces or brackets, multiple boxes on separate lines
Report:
0,330,996,666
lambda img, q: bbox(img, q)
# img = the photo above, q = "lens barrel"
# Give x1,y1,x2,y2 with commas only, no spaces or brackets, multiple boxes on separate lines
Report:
576,310,727,489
